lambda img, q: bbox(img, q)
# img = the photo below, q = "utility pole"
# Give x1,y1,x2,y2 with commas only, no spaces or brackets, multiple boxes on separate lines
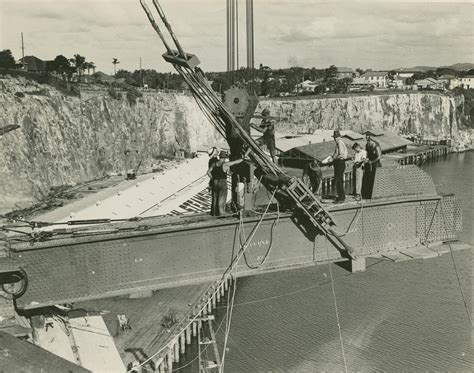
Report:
139,57,143,88
21,32,25,70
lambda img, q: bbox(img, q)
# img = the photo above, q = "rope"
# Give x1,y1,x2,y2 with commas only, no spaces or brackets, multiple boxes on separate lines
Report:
126,190,277,372
324,233,349,373
220,275,237,373
241,199,280,269
439,202,472,325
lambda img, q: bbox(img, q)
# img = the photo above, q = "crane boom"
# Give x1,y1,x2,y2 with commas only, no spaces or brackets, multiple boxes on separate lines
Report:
138,0,356,259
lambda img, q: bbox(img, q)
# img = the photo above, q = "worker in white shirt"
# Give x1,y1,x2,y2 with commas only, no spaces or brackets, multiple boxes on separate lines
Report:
351,142,367,201
329,130,348,203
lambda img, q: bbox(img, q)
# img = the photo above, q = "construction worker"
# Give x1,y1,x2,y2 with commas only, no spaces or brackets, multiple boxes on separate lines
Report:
207,147,220,215
302,159,323,196
329,130,348,203
253,108,277,163
351,142,367,201
207,151,244,216
362,133,382,199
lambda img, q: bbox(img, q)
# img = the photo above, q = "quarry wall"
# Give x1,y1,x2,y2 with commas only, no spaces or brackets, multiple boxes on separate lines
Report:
0,77,465,213
0,77,218,212
257,92,463,139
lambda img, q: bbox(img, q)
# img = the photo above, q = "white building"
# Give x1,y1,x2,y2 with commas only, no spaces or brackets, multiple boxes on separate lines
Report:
460,75,474,89
296,80,320,93
361,71,389,88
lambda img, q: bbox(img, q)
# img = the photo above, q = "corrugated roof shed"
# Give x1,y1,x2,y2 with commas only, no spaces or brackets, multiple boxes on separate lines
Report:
20,56,46,72
364,129,384,136
280,130,412,163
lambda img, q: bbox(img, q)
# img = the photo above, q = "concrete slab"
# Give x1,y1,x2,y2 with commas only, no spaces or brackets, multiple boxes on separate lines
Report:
69,316,126,373
401,246,439,259
381,251,412,262
34,155,211,230
35,317,78,364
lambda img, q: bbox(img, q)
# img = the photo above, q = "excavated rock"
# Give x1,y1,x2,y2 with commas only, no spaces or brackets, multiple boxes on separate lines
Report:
257,93,463,139
0,76,218,212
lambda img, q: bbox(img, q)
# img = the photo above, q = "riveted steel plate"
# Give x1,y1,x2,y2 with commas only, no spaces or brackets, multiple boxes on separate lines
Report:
4,194,462,310
371,165,437,199
415,196,460,243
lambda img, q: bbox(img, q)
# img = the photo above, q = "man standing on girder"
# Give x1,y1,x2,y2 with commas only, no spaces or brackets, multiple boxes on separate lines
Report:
362,133,382,199
330,130,348,203
254,108,276,163
207,150,245,216
207,147,220,215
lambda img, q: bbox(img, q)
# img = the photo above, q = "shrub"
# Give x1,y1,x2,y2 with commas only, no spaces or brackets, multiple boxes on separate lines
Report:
108,87,122,100
125,87,142,106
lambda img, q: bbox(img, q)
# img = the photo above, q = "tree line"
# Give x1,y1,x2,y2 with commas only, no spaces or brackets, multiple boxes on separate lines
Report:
0,49,95,82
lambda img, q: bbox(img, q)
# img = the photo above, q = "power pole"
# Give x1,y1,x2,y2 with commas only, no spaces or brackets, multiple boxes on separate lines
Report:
139,57,143,88
21,32,25,70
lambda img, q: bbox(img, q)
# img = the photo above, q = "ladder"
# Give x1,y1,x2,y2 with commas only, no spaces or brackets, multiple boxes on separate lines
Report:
139,0,356,259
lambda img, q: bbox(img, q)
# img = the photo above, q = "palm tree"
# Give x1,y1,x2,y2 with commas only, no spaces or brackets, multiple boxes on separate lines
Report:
112,58,120,78
89,62,96,75
70,54,86,81
84,61,95,75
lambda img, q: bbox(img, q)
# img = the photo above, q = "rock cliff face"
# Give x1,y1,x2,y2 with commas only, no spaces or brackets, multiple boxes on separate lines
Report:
0,77,465,214
0,77,218,212
257,92,463,139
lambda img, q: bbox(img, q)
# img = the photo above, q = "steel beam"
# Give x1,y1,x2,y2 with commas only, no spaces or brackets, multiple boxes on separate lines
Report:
1,195,461,310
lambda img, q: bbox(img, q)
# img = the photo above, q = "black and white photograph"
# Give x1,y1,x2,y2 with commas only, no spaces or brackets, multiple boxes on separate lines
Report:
0,0,472,372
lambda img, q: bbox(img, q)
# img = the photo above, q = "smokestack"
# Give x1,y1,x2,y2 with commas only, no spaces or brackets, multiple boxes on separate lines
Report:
246,0,254,69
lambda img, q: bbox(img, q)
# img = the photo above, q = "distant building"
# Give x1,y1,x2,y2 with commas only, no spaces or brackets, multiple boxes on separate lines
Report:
415,78,444,90
460,75,474,89
393,68,424,78
18,56,46,73
361,71,389,88
389,76,406,89
336,67,354,79
296,80,320,93
448,78,462,90
349,77,372,91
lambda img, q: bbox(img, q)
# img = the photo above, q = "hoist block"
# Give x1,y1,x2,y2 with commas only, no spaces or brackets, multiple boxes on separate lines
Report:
162,51,200,69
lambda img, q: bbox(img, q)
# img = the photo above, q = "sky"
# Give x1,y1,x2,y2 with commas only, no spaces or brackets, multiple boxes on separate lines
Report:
0,0,472,75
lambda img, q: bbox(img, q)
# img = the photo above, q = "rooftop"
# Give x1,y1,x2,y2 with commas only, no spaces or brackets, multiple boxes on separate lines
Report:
362,71,388,77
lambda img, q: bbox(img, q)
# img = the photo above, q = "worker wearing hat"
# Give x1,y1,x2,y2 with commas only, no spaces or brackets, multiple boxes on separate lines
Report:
330,130,348,203
207,147,220,215
362,133,382,199
257,108,277,163
351,142,367,201
207,150,245,216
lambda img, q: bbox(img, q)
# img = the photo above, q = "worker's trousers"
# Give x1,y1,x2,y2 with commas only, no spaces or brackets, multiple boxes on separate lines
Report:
211,178,228,216
333,159,346,201
353,166,363,196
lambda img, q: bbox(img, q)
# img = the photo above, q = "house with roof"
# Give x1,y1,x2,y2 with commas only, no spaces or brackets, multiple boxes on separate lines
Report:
361,71,389,88
18,56,46,73
349,77,372,91
392,68,424,78
460,75,474,89
336,67,354,79
296,80,320,93
415,78,444,90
